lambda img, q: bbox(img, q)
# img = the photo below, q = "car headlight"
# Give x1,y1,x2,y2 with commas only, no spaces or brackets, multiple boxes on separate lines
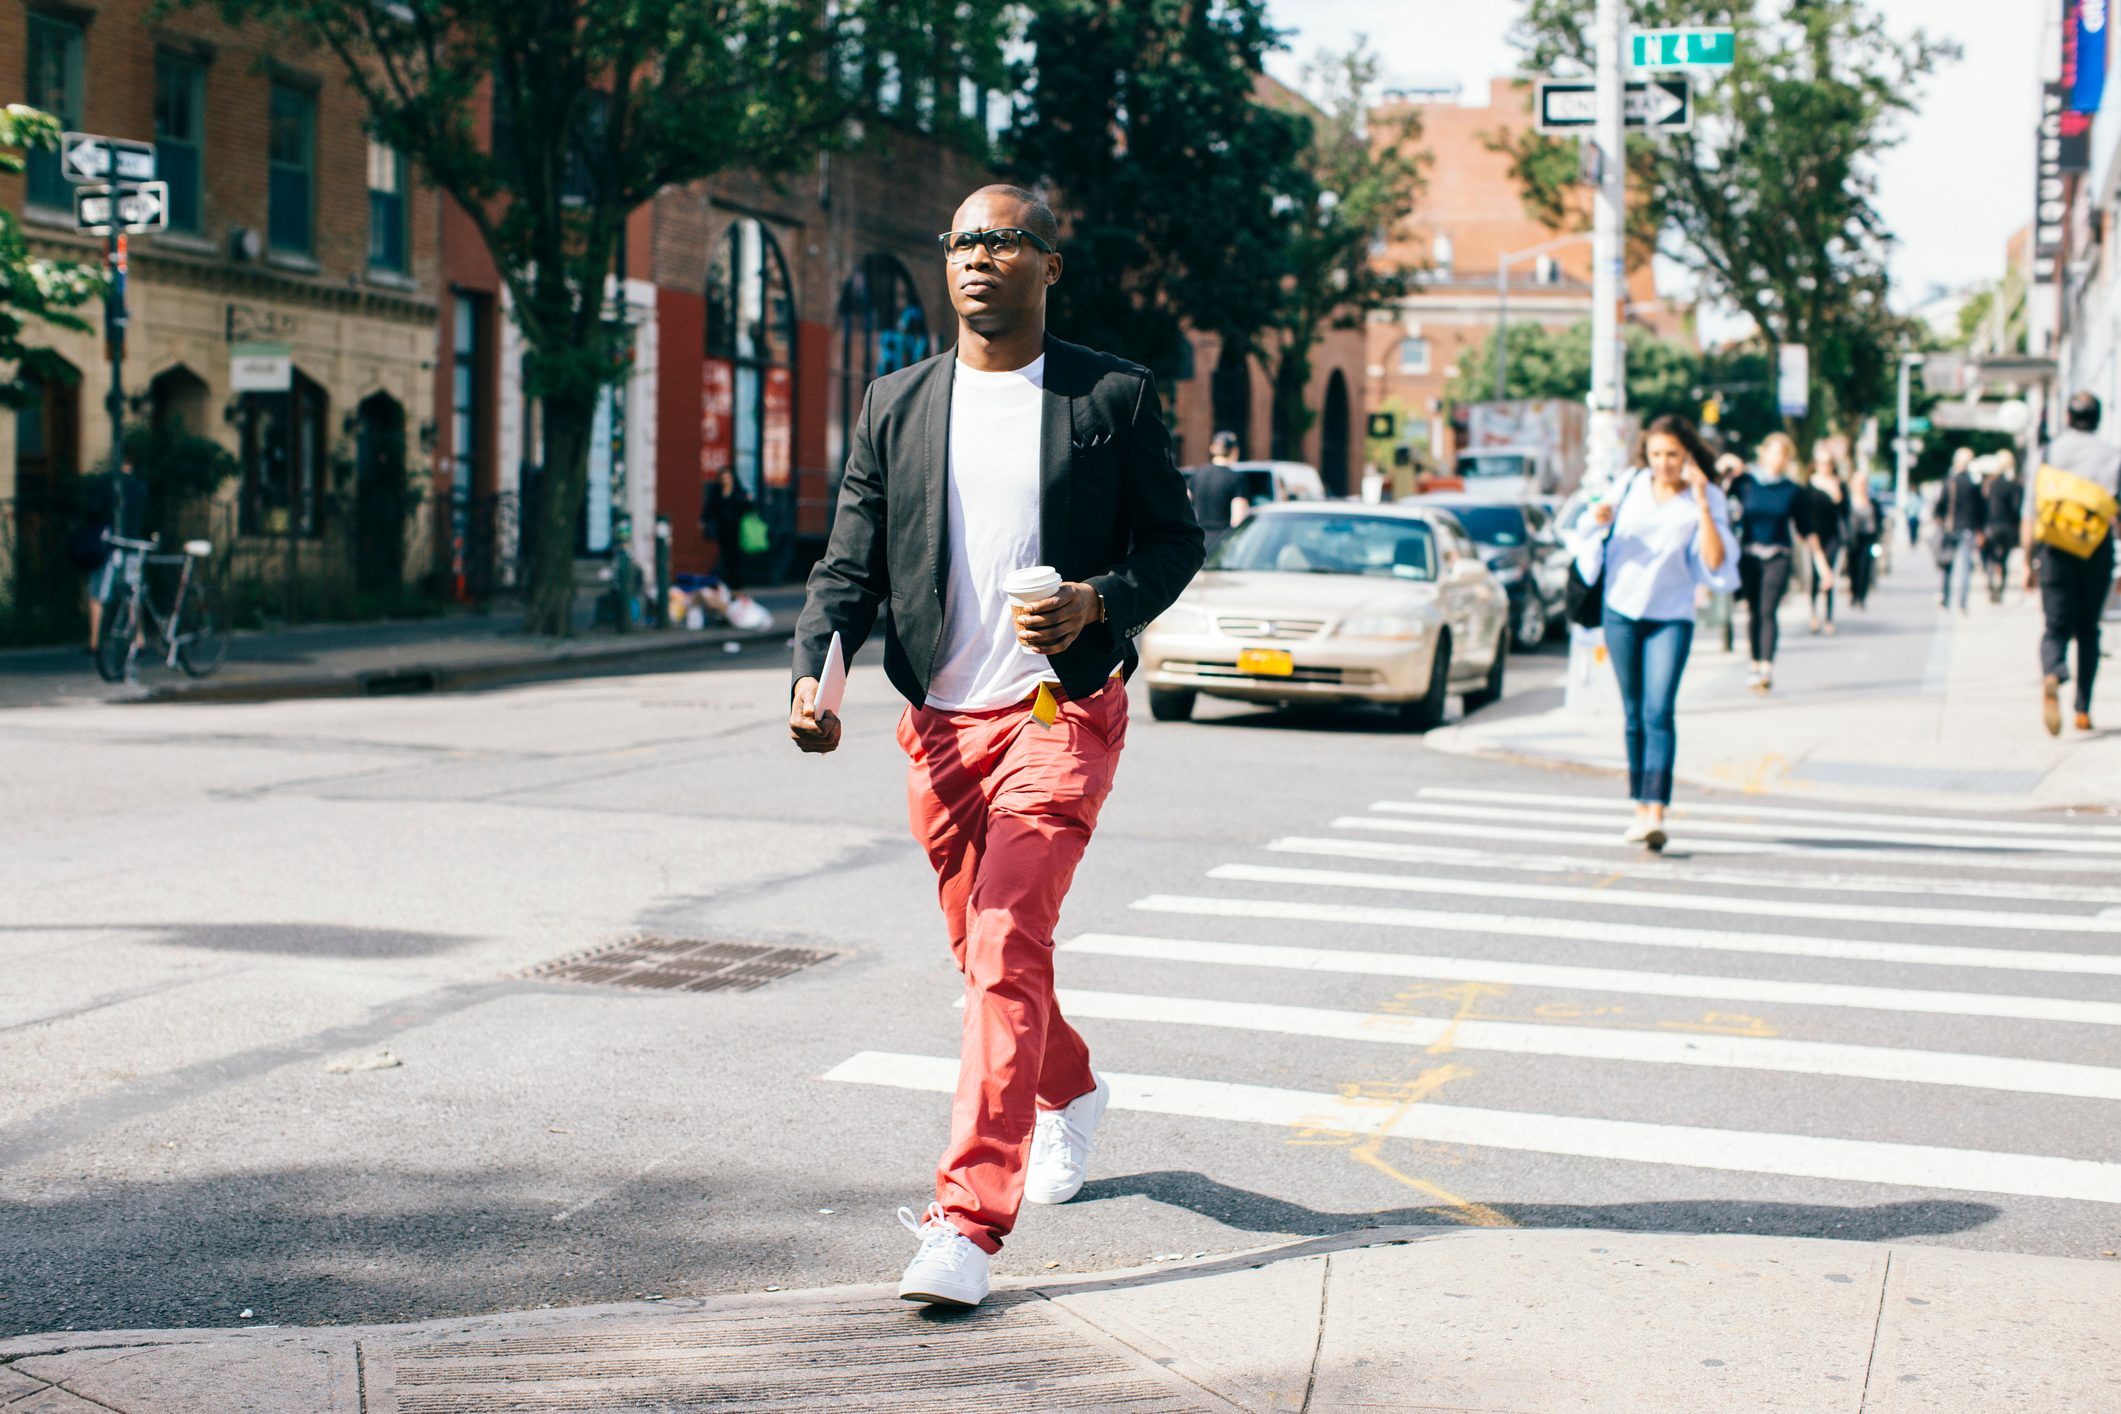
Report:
1151,606,1210,634
1337,615,1430,641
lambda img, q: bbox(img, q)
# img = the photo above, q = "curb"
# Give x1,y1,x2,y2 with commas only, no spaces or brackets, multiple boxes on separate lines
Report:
126,625,791,706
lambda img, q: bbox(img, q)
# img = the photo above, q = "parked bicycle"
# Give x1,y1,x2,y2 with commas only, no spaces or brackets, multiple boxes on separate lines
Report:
95,535,227,682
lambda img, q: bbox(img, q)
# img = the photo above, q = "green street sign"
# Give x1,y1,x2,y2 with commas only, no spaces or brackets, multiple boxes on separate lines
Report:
1908,417,1932,434
1631,28,1736,70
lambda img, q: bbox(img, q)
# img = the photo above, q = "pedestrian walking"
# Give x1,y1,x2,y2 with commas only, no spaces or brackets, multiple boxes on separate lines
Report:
700,468,755,591
81,452,147,656
1730,432,1818,694
1938,447,1984,613
1186,430,1248,554
787,184,1203,1308
1577,414,1738,851
2024,392,2121,735
1806,442,1850,635
1846,472,1880,610
1981,450,2022,604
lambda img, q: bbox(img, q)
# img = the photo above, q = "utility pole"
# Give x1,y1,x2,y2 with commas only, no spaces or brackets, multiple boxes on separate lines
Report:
103,138,127,460
1895,352,1918,532
1588,0,1627,489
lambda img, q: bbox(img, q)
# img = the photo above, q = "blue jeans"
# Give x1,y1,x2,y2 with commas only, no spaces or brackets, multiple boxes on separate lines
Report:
1603,609,1695,806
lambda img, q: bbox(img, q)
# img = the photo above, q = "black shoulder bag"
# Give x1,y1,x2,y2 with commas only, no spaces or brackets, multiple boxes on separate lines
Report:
1564,473,1638,630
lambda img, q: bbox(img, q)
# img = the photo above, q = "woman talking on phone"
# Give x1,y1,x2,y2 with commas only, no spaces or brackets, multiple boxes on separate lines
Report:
1578,415,1740,851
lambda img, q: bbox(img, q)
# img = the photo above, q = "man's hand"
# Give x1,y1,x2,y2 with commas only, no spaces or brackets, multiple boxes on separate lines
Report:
789,676,841,754
2024,563,2040,593
1014,582,1101,656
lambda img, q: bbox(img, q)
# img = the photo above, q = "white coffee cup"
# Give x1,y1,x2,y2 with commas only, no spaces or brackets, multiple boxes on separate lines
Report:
1003,565,1064,656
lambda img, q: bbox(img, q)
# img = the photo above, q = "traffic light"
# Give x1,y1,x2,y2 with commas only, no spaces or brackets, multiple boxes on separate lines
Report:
1367,412,1396,440
1702,396,1722,426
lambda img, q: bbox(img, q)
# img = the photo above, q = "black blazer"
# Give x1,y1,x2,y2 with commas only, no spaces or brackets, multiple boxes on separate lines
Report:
793,334,1205,707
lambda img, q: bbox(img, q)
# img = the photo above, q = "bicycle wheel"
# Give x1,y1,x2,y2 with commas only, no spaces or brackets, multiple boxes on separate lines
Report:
95,597,136,683
175,580,228,677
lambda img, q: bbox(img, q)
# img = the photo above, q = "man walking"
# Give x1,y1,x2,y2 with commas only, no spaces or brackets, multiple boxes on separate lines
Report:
1187,430,1248,553
2025,392,2121,734
1939,447,1983,613
787,185,1203,1308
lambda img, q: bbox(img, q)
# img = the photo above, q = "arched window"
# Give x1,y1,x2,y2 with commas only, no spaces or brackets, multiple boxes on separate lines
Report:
705,218,797,528
835,254,929,489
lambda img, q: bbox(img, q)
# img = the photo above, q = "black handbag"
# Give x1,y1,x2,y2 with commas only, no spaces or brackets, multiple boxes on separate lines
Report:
1565,473,1638,629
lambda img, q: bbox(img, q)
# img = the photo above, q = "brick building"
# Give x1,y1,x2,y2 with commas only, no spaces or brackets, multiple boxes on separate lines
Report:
4,0,440,629
1364,79,1681,468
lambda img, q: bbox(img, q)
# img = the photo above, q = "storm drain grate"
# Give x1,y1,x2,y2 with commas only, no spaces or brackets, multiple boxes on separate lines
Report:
524,937,837,993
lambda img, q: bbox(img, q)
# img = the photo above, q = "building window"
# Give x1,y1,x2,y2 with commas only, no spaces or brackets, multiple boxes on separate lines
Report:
834,254,929,496
25,15,84,209
704,219,796,564
268,82,315,254
1534,253,1559,285
452,295,486,498
154,54,206,234
1397,337,1432,376
1430,232,1454,277
367,140,407,271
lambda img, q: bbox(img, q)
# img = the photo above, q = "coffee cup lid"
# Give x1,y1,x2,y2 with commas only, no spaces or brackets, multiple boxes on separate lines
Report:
1003,565,1061,592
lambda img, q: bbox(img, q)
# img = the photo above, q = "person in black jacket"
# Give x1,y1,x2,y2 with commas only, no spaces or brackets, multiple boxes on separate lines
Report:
699,468,752,591
787,185,1203,1309
1980,451,2022,603
1939,447,1985,613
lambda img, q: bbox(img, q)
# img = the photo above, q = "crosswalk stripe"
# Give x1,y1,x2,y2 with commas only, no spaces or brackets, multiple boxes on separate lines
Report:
1062,933,2121,1027
1329,816,2098,874
1209,861,2121,935
1266,837,2121,908
822,1051,2121,1205
1414,786,2121,840
1132,895,2121,977
1048,987,2121,1100
1371,800,2121,857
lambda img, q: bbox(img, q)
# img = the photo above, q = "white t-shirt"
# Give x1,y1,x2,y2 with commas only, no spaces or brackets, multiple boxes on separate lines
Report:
925,356,1051,710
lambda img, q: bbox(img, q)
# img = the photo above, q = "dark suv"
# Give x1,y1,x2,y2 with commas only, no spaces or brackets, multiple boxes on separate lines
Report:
1404,495,1568,650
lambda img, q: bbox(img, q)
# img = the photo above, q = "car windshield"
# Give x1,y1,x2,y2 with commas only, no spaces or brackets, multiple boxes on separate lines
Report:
1440,505,1528,546
1207,514,1437,580
1458,454,1532,480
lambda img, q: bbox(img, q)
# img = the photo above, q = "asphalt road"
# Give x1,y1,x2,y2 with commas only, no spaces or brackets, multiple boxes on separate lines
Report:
3,631,2117,1339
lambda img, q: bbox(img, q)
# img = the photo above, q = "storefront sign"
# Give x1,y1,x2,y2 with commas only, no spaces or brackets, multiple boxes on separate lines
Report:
1776,344,1810,419
230,341,292,392
2067,0,2109,115
700,358,734,478
2037,86,2073,271
762,366,793,490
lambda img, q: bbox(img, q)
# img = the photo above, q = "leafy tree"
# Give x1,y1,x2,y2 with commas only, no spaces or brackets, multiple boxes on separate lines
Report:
1006,0,1309,391
1259,40,1423,460
1447,321,1708,424
118,420,239,534
1502,0,1949,442
191,0,1007,633
1,107,103,412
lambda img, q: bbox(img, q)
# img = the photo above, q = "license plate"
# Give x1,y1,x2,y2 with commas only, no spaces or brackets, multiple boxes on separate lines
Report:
1237,647,1296,677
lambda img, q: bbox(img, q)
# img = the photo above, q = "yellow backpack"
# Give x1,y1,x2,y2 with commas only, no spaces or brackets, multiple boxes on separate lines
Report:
2034,463,2119,559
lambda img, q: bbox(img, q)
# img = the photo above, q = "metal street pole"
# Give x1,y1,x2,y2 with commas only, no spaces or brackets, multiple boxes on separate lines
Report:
1494,263,1509,400
1895,353,1916,538
1588,0,1627,488
103,138,127,463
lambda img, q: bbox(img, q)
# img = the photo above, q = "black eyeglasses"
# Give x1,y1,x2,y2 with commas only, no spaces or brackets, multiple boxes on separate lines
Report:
937,228,1058,263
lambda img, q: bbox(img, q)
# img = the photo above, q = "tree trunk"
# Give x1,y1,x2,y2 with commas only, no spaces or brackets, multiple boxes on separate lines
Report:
525,388,597,636
1269,351,1313,463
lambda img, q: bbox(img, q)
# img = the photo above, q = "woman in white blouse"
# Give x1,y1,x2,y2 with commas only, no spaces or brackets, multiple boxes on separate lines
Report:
1579,414,1740,850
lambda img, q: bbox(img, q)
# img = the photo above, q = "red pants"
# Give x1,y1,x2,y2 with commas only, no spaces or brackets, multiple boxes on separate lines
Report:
896,678,1129,1252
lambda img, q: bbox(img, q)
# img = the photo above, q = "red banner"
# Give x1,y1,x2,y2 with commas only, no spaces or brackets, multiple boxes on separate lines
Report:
701,358,735,478
763,365,793,489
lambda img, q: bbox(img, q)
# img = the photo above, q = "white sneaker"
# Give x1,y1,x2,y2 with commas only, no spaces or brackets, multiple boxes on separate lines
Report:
1024,1073,1110,1205
1623,819,1653,845
896,1202,989,1307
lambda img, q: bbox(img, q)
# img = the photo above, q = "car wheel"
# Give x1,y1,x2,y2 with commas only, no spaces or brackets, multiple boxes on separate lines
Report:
1398,634,1451,732
1464,631,1508,712
1148,686,1196,722
1512,592,1547,652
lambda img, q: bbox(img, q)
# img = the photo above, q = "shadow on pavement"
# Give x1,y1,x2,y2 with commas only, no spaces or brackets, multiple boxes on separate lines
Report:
1073,1170,1998,1245
0,921,464,960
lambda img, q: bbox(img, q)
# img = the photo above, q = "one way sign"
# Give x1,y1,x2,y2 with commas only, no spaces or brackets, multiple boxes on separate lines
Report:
75,182,169,233
1534,79,1693,135
61,132,157,184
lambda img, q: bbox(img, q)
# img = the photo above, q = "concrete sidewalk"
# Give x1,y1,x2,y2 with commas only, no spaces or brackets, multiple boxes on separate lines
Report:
1429,565,2121,814
2,1228,2113,1411
0,588,805,709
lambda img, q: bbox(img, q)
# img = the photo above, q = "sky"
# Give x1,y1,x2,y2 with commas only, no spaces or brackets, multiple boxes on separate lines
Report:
1262,0,2044,306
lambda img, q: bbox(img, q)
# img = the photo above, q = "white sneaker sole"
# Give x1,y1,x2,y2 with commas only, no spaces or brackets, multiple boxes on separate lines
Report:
897,1276,987,1307
1023,1077,1111,1206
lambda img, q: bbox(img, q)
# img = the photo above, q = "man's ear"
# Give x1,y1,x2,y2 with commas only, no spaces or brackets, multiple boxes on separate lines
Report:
1045,252,1063,286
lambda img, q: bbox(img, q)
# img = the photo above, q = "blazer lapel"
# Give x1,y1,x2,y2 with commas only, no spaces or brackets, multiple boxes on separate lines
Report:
918,355,954,592
1039,336,1077,567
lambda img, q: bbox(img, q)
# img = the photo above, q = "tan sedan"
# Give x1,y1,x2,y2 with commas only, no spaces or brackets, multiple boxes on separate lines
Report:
1139,503,1512,729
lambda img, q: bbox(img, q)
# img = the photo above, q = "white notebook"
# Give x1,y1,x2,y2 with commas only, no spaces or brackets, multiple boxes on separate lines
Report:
815,631,848,717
